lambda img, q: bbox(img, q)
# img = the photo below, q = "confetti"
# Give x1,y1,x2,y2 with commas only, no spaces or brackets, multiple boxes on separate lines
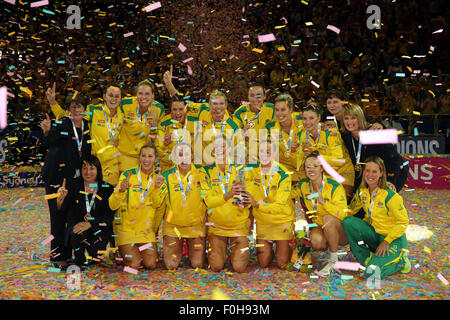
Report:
144,2,161,12
359,129,398,145
326,25,340,34
30,0,48,8
257,33,276,43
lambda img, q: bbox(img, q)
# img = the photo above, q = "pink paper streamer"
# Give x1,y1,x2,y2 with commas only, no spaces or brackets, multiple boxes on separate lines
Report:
41,235,54,246
123,266,138,274
138,243,153,251
437,273,448,286
333,261,363,271
359,129,398,145
178,43,187,52
326,24,341,34
30,0,48,7
187,65,193,75
182,57,194,64
317,155,345,183
123,32,134,38
144,2,161,12
0,87,7,129
258,33,276,43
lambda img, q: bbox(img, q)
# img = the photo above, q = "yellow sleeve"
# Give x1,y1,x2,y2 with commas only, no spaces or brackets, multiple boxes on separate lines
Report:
108,172,128,211
322,184,348,220
323,133,345,167
259,173,292,215
50,102,69,120
384,194,409,244
348,189,364,216
201,172,227,209
290,183,301,199
150,181,167,209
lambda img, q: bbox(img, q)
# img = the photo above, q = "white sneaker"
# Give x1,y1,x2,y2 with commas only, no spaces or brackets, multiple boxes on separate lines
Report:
317,260,336,277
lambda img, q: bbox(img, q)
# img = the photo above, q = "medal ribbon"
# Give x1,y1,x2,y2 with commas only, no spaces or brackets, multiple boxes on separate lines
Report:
137,166,154,203
84,185,98,218
69,117,84,154
260,164,278,198
175,168,193,200
102,104,119,142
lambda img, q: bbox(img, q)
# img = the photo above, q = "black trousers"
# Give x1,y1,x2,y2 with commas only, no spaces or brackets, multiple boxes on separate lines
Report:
69,227,110,265
45,185,71,262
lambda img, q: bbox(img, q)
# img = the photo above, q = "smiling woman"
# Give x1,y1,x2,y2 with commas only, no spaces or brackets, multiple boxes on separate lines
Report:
56,154,114,269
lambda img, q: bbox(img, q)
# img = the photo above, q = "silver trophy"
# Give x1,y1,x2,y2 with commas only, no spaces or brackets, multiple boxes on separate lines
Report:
234,142,247,206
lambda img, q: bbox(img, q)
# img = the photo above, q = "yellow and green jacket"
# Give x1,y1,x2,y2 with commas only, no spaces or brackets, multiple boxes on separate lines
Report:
294,177,348,226
201,163,251,230
348,187,409,244
161,164,207,227
50,102,124,163
108,167,167,233
117,97,165,158
265,113,303,181
155,113,199,170
296,126,353,180
245,162,295,225
232,102,275,131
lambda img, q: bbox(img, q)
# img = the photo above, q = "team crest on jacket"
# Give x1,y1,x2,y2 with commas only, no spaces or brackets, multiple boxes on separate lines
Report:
377,202,384,208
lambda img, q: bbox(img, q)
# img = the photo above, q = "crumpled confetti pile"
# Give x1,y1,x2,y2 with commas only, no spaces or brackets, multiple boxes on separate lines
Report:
0,187,448,300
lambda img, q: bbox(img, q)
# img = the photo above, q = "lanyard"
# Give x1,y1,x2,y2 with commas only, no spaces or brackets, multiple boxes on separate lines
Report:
211,115,227,138
69,118,84,154
352,137,362,164
84,185,98,216
217,164,232,194
281,125,294,153
305,124,321,147
172,118,188,144
260,164,278,198
137,166,154,203
309,176,325,211
368,188,379,218
136,103,149,123
102,104,119,142
175,168,193,200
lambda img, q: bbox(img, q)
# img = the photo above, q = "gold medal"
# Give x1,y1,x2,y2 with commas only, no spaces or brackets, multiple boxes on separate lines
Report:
248,120,255,129
285,151,291,158
355,163,361,171
79,150,82,158
84,213,92,222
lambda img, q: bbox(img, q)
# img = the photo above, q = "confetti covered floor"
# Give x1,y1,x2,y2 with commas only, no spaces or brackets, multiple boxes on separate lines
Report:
0,187,448,300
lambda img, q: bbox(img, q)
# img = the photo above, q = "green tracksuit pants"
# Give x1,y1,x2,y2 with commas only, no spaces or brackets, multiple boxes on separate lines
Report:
342,216,408,279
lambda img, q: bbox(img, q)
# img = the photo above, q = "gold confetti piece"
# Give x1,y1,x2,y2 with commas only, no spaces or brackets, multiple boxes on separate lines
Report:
413,111,421,116
174,227,181,239
252,48,263,53
212,288,231,300
95,194,103,201
44,193,60,200
255,244,264,247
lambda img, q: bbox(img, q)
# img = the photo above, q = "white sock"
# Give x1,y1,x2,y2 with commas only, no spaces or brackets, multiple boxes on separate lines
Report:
329,252,338,263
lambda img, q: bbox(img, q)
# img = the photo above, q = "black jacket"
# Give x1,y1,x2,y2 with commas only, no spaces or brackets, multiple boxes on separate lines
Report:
41,116,91,187
341,131,407,189
59,177,115,244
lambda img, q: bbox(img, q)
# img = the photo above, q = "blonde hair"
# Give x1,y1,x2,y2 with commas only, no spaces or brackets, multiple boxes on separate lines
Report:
136,80,155,95
341,103,370,133
209,90,227,105
360,156,388,189
274,93,294,110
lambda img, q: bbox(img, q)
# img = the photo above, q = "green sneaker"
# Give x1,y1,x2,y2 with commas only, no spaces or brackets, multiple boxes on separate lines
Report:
401,251,411,274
